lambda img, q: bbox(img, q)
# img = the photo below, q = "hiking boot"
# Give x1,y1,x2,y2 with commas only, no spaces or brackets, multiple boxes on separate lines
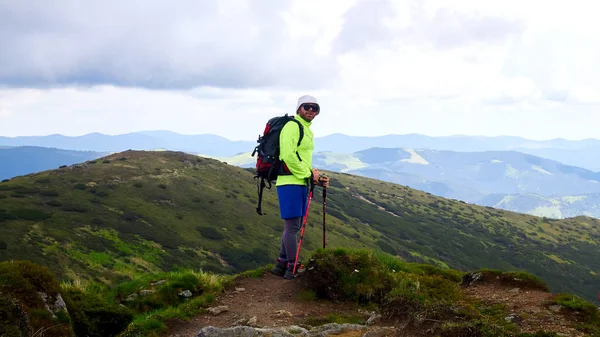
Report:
283,261,304,280
270,258,287,277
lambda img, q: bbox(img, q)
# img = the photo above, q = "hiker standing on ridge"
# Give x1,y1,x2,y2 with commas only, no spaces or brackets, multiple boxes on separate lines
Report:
271,95,329,280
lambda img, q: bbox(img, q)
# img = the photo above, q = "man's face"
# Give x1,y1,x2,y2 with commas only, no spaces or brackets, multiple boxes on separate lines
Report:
298,103,320,122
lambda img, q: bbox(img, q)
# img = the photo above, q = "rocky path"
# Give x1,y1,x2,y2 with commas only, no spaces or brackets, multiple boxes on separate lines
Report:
165,269,593,337
165,271,398,337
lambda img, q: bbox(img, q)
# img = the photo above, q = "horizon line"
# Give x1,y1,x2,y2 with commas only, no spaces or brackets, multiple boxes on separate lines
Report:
1,129,599,143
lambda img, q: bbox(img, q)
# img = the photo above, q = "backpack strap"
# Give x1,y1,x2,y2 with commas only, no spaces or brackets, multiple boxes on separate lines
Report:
287,117,304,146
285,117,304,164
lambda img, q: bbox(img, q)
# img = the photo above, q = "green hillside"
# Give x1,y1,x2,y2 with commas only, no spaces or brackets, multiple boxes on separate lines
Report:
0,150,598,303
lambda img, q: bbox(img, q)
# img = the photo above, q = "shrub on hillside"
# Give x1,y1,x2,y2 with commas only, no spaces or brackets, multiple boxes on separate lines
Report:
62,287,132,337
121,212,139,221
8,208,52,221
60,204,88,213
13,187,39,194
46,199,62,207
302,249,397,304
196,226,224,240
0,260,74,337
0,293,31,337
327,208,348,222
327,177,344,188
73,183,86,190
0,209,16,221
40,190,59,197
302,249,471,325
461,269,550,292
376,239,397,255
550,293,599,330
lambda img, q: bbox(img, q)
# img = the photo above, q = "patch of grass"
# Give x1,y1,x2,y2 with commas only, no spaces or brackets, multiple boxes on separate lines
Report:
112,269,231,312
301,248,544,336
549,293,600,334
0,259,235,337
296,289,317,302
462,269,550,292
110,270,232,337
236,265,271,279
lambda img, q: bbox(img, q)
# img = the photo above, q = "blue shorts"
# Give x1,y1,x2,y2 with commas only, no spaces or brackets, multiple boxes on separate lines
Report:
277,184,309,219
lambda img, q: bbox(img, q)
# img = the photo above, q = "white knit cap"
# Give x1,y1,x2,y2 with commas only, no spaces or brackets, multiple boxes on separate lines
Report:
296,95,319,111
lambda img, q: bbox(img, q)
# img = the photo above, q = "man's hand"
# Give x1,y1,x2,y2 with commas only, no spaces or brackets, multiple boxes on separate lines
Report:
311,168,320,185
318,176,329,188
312,168,329,188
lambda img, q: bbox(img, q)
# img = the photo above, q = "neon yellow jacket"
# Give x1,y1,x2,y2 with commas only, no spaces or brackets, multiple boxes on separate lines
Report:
276,115,314,186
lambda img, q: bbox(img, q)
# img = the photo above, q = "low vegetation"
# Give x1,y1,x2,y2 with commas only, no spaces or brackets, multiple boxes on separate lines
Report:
301,248,600,336
2,249,599,336
0,259,236,337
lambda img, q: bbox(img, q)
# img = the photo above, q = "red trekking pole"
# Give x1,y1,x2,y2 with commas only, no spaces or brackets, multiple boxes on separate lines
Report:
322,185,327,249
292,182,315,275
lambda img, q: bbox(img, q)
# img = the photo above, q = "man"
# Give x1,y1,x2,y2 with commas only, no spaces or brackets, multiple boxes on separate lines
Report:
271,95,329,280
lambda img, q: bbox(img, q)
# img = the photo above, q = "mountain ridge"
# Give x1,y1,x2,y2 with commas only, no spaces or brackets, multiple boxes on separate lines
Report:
0,149,599,305
3,130,600,170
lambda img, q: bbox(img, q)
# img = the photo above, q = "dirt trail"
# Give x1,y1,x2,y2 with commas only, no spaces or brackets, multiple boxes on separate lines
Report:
166,271,389,337
165,270,591,337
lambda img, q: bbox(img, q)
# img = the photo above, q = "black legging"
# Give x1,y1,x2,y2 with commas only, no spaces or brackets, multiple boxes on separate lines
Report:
279,216,302,267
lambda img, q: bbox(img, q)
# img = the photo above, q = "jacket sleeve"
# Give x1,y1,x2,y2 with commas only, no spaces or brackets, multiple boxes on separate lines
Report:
279,121,312,179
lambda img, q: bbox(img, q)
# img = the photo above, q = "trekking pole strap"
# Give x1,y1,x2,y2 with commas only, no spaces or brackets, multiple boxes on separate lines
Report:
255,176,267,215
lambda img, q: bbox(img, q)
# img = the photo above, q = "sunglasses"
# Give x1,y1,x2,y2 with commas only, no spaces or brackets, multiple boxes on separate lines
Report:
302,104,320,113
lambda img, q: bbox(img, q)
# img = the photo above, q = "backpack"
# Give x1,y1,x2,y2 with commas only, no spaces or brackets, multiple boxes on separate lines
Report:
251,114,304,215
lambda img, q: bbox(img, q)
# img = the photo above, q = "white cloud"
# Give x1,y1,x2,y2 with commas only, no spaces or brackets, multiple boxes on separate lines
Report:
0,0,599,141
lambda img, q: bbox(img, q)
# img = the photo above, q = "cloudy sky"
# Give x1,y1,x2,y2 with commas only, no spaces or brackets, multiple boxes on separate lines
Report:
1,0,599,141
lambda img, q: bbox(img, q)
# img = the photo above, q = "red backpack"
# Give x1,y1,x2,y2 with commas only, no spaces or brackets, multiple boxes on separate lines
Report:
251,114,304,215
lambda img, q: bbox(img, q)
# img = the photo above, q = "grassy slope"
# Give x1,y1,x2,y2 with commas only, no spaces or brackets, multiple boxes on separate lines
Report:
0,150,598,303
5,249,599,337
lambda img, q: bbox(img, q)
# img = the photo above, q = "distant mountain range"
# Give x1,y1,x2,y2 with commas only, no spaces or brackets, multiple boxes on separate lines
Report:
2,130,600,170
0,131,253,157
478,193,600,219
5,130,600,219
0,146,108,180
216,147,600,219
